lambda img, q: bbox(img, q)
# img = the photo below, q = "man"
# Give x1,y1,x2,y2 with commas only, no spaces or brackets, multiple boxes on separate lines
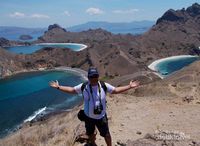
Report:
49,67,140,146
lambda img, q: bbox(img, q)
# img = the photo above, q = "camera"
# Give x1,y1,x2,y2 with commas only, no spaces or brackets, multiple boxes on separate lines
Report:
94,104,103,115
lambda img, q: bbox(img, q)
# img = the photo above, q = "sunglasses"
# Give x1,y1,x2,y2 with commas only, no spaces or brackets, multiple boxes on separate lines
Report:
88,74,99,78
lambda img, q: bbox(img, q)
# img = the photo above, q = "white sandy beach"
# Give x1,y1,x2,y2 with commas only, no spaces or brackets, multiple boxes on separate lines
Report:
37,43,88,51
148,55,199,78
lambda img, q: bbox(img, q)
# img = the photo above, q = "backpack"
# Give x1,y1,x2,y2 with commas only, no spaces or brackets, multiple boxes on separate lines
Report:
81,81,107,94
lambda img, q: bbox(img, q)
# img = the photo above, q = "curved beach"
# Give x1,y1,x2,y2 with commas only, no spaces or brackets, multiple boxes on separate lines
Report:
37,43,88,51
148,55,198,71
53,66,88,81
148,55,199,78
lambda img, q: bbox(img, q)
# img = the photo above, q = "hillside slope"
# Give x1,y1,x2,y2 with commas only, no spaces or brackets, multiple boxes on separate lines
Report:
0,61,200,146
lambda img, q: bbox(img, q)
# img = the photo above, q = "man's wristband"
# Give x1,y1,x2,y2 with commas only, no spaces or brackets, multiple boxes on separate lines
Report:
57,86,60,90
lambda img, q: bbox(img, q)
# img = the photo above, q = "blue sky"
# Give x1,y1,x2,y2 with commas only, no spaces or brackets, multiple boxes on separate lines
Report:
0,0,199,28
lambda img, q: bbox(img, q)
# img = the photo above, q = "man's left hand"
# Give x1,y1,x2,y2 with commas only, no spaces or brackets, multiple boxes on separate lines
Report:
129,80,140,88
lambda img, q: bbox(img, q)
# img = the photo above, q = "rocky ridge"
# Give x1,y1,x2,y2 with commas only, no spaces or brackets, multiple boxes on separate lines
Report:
0,3,200,79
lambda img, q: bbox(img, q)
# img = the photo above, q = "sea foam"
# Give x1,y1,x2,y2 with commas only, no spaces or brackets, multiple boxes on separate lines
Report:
24,107,47,123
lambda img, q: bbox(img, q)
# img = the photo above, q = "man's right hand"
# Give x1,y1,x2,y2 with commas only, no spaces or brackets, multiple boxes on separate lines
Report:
49,80,59,88
49,80,77,94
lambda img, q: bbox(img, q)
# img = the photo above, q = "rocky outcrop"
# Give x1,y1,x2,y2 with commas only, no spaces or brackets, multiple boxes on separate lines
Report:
156,9,186,24
156,3,200,24
47,24,66,32
0,37,10,47
186,3,200,16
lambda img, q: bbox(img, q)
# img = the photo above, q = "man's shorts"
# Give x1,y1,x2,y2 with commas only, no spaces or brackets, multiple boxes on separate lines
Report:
85,114,110,137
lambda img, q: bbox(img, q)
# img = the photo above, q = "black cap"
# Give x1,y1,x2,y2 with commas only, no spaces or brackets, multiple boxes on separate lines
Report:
88,67,99,78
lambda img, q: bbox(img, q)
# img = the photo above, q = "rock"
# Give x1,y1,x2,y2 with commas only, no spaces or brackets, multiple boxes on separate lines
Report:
156,9,185,24
116,140,126,146
186,3,200,16
136,131,142,135
182,95,194,103
47,24,66,32
120,123,124,127
19,35,33,40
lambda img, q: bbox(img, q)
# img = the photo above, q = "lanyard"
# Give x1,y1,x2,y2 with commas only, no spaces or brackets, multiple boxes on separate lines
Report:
89,82,102,106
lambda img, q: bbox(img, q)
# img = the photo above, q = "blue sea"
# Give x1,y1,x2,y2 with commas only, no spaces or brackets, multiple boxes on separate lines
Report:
0,29,44,42
4,43,87,54
0,70,85,138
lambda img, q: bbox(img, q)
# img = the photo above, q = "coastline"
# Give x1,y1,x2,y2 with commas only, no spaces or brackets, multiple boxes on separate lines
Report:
4,43,88,54
53,66,87,80
0,66,88,80
148,55,199,79
0,66,87,138
36,43,88,51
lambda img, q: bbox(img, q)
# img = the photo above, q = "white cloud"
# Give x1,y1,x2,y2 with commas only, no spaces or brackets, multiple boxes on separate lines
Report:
112,9,139,14
86,7,104,15
64,11,70,16
9,12,50,19
30,14,50,19
9,12,26,18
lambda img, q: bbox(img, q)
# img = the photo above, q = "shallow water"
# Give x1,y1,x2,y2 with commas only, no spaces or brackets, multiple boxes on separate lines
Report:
5,43,86,54
156,56,199,77
0,70,85,138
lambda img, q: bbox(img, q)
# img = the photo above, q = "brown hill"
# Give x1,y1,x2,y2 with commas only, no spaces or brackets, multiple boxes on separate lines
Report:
0,48,25,77
0,60,200,146
0,3,200,79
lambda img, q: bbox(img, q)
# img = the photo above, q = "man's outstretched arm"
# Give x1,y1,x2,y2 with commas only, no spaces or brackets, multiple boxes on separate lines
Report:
49,80,77,94
111,80,140,94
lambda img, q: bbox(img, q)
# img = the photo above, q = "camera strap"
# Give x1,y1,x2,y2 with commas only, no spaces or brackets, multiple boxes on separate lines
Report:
89,82,102,107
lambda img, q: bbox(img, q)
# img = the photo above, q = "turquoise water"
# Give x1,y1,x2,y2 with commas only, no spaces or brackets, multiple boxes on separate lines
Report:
0,70,85,138
156,56,199,77
5,43,86,54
